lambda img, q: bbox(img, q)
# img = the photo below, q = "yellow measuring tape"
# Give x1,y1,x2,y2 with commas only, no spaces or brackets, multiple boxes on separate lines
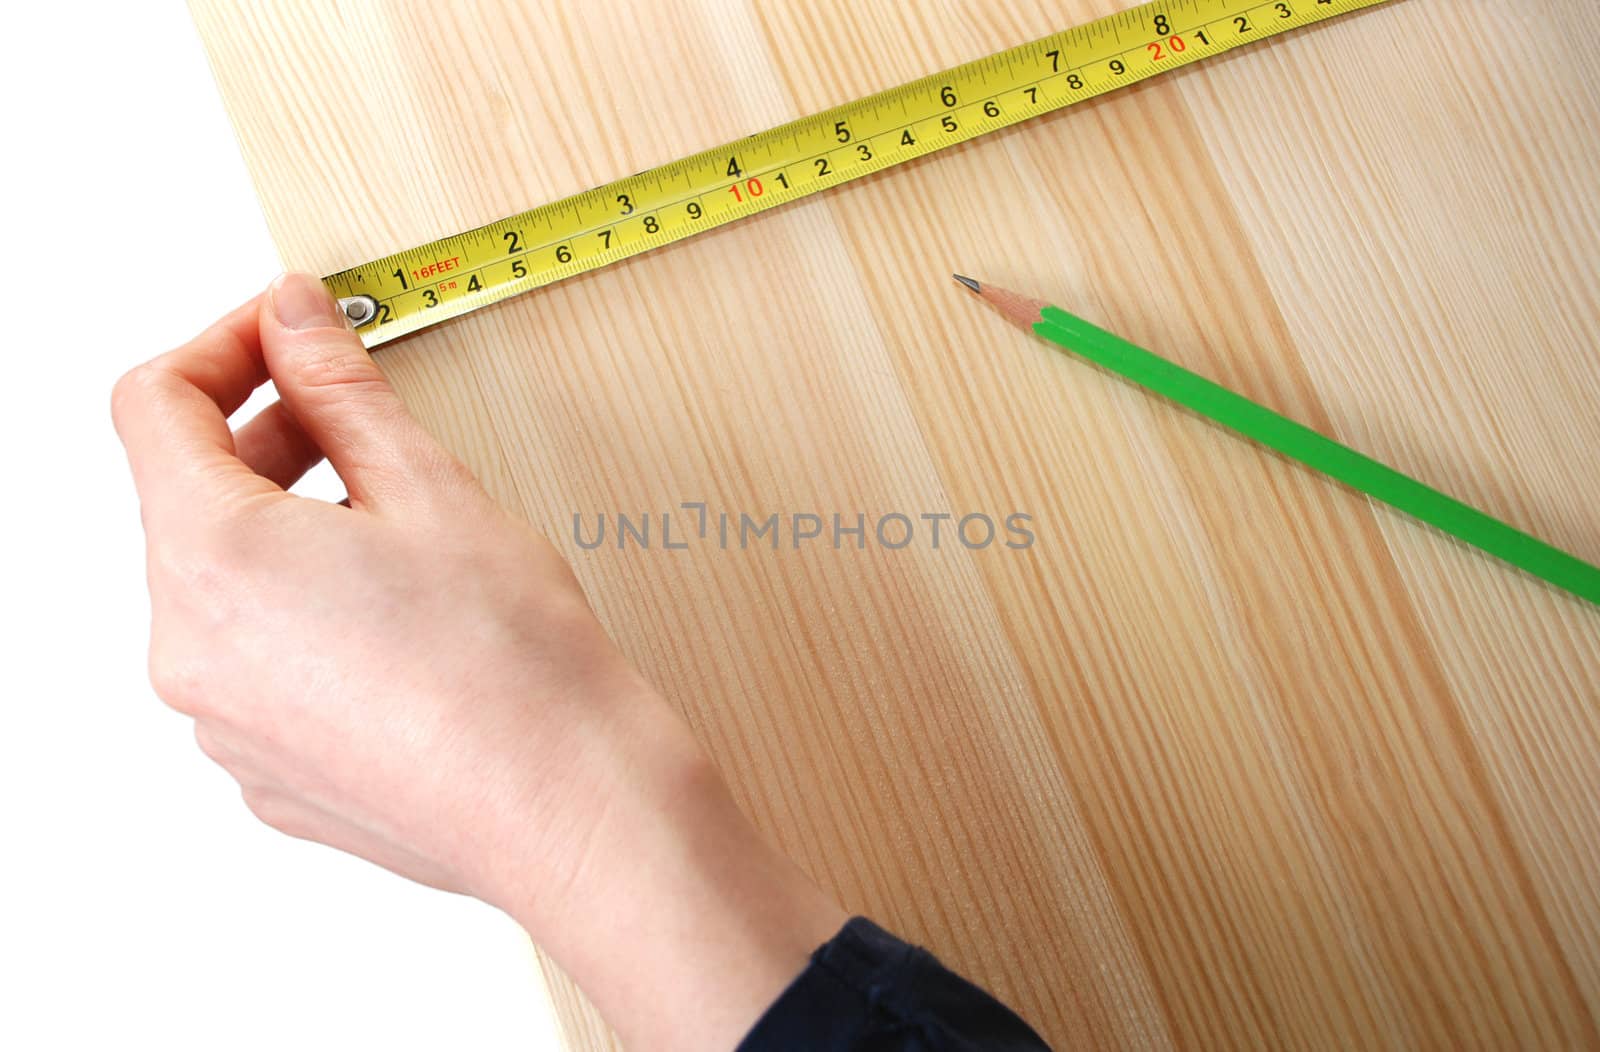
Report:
326,0,1391,346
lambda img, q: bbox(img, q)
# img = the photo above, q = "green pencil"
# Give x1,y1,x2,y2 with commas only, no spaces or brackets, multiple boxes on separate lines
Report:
953,274,1600,607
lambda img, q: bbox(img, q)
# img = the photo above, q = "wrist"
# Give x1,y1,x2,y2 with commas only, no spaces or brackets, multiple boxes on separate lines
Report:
462,663,681,921
490,682,845,1049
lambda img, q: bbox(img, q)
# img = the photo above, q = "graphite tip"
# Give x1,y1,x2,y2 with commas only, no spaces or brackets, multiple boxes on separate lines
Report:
952,273,982,294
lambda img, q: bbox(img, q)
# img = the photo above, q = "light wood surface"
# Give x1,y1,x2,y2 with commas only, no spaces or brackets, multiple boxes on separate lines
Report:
191,1,1600,1047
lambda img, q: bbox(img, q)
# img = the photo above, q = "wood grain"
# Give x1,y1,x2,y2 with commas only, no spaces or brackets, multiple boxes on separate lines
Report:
190,0,1600,1047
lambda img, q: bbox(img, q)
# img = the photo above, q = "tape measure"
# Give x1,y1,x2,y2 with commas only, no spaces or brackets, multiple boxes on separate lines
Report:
327,0,1391,347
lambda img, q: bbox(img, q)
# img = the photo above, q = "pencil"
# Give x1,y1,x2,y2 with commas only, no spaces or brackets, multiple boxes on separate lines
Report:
953,274,1600,607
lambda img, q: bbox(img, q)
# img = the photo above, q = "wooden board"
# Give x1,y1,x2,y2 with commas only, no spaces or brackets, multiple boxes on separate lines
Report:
191,1,1600,1047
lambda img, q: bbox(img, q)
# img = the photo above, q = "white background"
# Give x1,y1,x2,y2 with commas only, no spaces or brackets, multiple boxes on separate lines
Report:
2,5,564,1049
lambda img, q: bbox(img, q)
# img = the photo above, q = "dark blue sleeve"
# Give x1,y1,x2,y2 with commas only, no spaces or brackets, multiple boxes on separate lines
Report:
736,917,1053,1051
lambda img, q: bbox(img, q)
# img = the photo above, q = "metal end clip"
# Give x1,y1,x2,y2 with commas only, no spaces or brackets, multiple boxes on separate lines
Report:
338,295,380,328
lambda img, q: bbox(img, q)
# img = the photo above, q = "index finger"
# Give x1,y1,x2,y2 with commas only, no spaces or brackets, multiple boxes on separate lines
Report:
112,294,280,522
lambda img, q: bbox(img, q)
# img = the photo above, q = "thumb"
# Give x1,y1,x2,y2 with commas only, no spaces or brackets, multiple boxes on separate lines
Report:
261,273,460,510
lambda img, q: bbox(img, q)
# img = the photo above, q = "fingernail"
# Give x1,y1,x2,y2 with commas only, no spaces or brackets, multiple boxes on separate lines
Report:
270,273,350,331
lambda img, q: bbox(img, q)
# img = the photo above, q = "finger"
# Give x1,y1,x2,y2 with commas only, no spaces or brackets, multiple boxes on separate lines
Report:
234,400,324,490
238,787,461,893
112,296,279,522
194,724,273,791
260,273,464,511
194,721,249,769
195,721,461,893
150,296,268,417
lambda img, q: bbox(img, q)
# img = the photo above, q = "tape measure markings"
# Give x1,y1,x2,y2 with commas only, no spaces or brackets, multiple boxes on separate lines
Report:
328,0,1390,346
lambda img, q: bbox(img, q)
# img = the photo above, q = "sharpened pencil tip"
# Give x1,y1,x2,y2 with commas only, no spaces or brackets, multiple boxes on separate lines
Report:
952,273,982,294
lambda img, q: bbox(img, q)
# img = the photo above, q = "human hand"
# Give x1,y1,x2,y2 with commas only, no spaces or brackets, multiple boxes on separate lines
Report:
113,272,665,906
114,274,844,1049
